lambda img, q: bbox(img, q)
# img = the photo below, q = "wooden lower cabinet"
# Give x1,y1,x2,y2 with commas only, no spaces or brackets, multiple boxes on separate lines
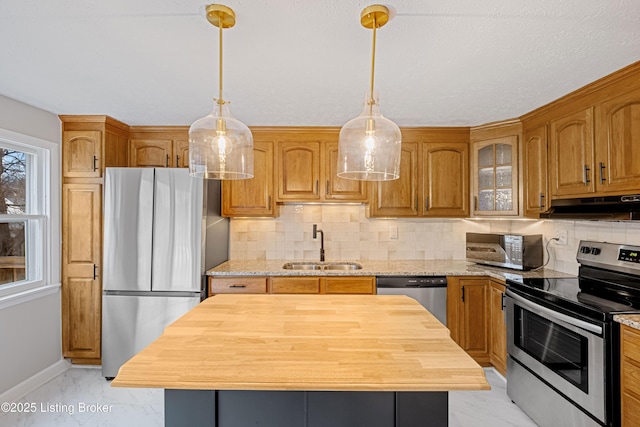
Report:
272,276,375,295
271,277,321,294
621,324,640,427
210,276,376,296
447,277,490,365
209,277,269,295
61,183,103,362
489,281,507,376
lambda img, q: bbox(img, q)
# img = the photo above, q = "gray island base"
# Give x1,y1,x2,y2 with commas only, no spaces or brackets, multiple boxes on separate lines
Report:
165,389,448,427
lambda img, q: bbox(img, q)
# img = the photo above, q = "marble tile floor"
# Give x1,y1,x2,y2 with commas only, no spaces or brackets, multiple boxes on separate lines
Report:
0,367,537,426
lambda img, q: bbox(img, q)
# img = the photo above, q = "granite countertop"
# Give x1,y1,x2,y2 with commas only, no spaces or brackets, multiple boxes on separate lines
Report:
207,259,574,283
614,314,640,330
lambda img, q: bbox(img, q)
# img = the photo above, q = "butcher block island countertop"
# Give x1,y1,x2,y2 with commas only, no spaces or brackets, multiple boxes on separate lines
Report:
112,294,489,392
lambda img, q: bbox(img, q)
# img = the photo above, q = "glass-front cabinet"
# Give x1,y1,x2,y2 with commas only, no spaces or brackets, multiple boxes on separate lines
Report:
472,135,519,216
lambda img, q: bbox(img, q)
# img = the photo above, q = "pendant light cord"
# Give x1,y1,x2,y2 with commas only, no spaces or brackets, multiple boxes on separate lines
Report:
218,14,224,116
369,14,377,116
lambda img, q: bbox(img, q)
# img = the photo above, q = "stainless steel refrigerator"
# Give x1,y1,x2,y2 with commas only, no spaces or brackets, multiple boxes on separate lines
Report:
101,168,228,379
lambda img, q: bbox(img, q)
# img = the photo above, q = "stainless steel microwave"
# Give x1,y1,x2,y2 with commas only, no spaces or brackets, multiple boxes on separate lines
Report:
466,233,543,270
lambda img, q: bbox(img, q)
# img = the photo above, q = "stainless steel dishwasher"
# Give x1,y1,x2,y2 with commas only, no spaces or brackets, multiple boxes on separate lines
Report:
376,276,447,326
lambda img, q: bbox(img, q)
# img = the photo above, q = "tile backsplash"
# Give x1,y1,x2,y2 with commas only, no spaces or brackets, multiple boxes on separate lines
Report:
229,204,640,275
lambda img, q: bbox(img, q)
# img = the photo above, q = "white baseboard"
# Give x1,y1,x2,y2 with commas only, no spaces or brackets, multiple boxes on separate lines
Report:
0,358,70,403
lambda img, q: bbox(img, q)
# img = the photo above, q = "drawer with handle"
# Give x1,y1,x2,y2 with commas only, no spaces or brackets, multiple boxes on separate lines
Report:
209,277,268,295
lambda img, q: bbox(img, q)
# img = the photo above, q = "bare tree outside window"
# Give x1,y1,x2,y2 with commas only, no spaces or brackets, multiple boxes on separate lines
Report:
0,147,27,284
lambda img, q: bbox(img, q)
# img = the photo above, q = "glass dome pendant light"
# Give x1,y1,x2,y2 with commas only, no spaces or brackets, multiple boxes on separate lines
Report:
189,4,254,180
337,5,402,181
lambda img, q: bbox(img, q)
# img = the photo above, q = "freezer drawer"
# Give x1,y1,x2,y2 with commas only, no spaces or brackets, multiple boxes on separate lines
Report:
102,294,200,378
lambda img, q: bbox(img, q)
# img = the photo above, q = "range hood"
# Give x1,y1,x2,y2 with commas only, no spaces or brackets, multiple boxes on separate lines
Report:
540,195,640,220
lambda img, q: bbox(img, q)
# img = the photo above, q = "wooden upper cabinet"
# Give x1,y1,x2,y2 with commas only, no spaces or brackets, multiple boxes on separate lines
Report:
549,107,595,197
173,140,190,169
276,141,321,201
523,125,549,217
63,131,102,178
422,142,469,217
471,135,519,216
222,141,276,217
368,142,420,217
129,139,173,168
325,142,368,202
596,87,640,193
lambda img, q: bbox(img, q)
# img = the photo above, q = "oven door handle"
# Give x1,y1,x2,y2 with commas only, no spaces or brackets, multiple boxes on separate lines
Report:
506,289,603,335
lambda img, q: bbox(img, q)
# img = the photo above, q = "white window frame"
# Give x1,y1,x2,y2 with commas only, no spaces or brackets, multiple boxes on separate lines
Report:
0,128,59,300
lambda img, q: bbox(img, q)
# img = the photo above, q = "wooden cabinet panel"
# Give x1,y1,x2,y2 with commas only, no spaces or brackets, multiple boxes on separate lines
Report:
447,276,490,365
324,277,375,294
324,142,368,201
523,125,549,217
61,183,102,360
368,142,419,217
549,108,595,197
272,277,321,294
277,142,321,201
460,279,490,360
422,142,469,217
130,139,173,168
222,141,276,217
621,324,640,427
596,88,640,193
489,281,507,376
62,131,102,178
173,139,190,169
209,277,268,295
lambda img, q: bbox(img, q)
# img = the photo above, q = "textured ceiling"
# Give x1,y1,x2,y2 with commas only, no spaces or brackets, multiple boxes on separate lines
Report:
0,0,639,127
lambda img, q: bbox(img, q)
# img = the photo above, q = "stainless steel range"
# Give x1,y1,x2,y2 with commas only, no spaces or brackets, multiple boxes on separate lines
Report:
505,240,640,427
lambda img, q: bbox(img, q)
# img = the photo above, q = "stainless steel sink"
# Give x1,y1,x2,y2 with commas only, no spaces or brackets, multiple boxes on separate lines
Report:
282,262,322,270
282,262,363,271
322,263,362,270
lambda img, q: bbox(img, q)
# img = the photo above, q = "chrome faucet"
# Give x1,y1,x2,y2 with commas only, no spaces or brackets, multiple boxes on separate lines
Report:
313,224,325,261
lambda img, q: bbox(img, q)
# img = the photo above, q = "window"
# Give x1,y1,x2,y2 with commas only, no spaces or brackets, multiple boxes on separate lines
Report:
0,148,27,285
0,130,56,298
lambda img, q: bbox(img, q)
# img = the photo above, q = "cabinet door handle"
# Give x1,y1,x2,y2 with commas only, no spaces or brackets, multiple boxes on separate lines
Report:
176,155,180,167
501,293,505,311
425,197,429,211
539,193,545,209
599,162,606,184
268,196,272,209
415,197,418,211
93,156,98,172
315,180,319,195
584,165,591,185
461,286,465,302
326,180,330,195
474,196,478,211
93,264,98,280
229,285,246,288
166,154,170,168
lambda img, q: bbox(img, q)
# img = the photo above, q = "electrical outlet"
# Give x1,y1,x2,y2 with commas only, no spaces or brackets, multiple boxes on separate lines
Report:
556,230,568,246
390,226,398,240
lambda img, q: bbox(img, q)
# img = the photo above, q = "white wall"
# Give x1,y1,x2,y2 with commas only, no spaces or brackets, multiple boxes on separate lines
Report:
0,95,65,399
229,204,640,275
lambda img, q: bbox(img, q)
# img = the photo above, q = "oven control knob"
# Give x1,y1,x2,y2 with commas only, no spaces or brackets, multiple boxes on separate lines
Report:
591,247,601,255
580,246,592,254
